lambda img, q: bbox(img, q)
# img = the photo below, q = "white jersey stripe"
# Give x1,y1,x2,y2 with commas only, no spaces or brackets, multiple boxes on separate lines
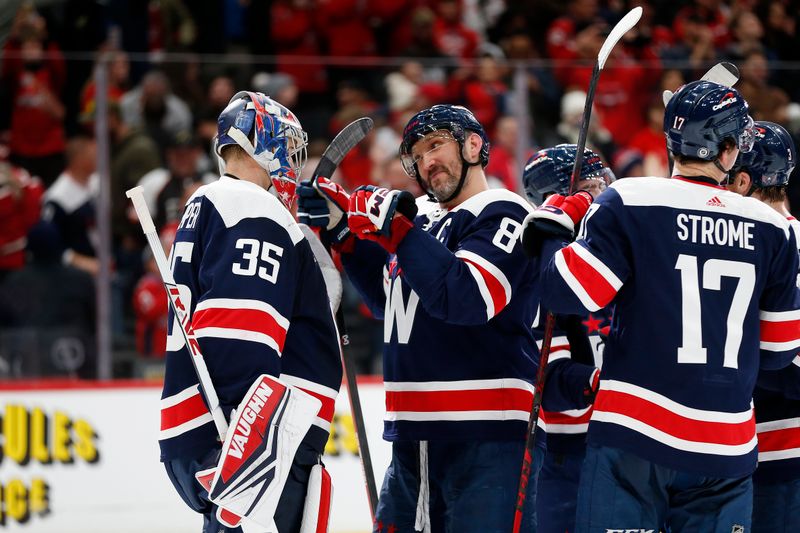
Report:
461,261,494,320
384,378,534,393
193,327,282,354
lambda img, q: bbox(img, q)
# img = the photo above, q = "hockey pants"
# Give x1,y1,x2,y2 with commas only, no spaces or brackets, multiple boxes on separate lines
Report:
373,439,543,533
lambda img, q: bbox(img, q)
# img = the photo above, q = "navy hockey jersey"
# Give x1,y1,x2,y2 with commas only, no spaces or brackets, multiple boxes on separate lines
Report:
540,176,800,478
343,189,544,443
753,216,800,483
159,176,342,462
537,308,611,455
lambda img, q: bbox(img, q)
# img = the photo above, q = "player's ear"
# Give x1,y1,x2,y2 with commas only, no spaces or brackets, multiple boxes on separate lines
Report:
464,132,483,164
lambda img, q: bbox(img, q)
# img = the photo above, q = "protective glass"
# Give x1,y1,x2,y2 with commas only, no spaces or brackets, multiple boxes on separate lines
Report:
738,115,756,153
400,132,457,178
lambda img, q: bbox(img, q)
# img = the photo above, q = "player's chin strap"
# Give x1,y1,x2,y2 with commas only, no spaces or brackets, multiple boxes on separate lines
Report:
417,146,481,204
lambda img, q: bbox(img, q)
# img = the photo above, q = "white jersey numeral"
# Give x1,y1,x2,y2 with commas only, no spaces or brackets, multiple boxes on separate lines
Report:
675,254,755,369
232,238,284,283
492,217,522,253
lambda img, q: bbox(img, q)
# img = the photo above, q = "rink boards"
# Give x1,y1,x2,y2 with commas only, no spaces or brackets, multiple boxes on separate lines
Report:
0,379,389,533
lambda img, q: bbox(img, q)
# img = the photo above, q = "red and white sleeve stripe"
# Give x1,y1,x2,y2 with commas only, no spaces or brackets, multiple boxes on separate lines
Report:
542,407,593,434
536,336,571,362
759,309,800,352
192,298,290,355
554,243,623,312
455,250,512,320
591,379,756,456
280,374,338,432
160,385,213,440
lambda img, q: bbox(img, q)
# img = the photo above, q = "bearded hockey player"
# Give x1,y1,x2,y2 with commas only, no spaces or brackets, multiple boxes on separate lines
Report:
523,81,800,532
523,144,614,533
727,120,800,533
159,91,341,533
298,103,554,531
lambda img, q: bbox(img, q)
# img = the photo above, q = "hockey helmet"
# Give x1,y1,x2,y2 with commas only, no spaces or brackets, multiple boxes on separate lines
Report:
664,80,755,161
522,144,615,206
733,121,796,188
215,91,308,208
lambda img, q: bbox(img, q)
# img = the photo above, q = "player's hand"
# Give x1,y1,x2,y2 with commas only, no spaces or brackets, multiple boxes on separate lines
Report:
583,368,601,404
296,177,352,250
520,191,593,257
347,186,418,253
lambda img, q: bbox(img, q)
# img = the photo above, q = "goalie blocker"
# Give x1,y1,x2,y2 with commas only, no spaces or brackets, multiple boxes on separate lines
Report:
194,374,332,531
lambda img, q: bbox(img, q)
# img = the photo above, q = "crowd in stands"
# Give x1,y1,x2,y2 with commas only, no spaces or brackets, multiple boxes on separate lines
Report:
0,0,799,377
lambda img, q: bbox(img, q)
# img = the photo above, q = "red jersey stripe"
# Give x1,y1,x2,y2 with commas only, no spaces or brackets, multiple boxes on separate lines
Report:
386,387,532,413
161,393,209,431
560,246,618,308
594,389,755,446
193,307,287,351
459,257,508,316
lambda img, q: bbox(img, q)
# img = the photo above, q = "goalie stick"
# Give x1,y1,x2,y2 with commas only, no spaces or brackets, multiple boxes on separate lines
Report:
311,117,380,518
511,7,643,533
126,186,229,439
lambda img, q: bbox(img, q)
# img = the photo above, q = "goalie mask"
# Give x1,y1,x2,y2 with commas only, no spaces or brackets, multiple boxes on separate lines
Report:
216,91,308,209
399,104,490,203
732,121,796,189
523,144,615,206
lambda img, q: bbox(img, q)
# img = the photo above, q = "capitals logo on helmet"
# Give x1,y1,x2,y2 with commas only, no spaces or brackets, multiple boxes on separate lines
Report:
523,144,615,206
664,80,756,161
215,91,308,209
733,121,796,188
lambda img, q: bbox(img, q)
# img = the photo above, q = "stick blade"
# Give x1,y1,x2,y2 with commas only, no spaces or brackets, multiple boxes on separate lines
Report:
597,6,642,69
320,117,374,170
702,61,739,87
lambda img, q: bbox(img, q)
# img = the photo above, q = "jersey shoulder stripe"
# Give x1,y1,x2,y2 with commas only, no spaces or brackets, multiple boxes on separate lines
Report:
191,176,303,244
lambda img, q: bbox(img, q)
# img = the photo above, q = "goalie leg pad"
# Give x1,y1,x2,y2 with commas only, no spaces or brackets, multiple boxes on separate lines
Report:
300,464,333,533
208,374,322,529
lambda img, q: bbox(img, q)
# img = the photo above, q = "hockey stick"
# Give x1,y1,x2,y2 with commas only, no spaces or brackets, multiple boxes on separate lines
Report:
511,7,642,532
662,62,740,106
311,117,380,518
126,186,229,439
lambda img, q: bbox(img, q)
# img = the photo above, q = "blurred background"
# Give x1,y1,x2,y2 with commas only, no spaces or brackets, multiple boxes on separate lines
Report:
0,0,798,529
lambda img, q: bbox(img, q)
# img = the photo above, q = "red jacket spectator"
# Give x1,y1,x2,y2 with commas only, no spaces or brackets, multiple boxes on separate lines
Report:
432,0,479,59
672,2,731,50
0,164,44,272
2,37,66,161
270,0,327,94
133,272,168,357
317,0,377,58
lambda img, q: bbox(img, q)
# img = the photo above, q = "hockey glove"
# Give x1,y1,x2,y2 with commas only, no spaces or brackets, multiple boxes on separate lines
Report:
520,191,593,257
348,185,418,253
583,368,601,404
296,177,353,251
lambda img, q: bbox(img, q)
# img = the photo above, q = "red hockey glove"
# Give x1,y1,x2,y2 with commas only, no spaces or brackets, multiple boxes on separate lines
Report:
520,191,593,257
583,368,601,404
296,177,353,252
348,186,418,253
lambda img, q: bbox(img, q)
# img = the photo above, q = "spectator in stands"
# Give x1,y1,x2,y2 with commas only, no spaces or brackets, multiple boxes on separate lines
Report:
662,12,720,80
270,0,328,95
400,7,448,83
0,160,43,282
132,224,175,358
627,98,671,178
107,101,161,247
195,74,235,171
78,50,130,130
119,70,192,149
41,136,99,276
672,0,731,50
485,115,522,192
433,0,480,60
457,48,508,137
385,61,423,114
546,0,604,87
1,7,66,186
725,10,768,61
737,49,791,123
0,221,96,378
556,89,615,162
501,31,562,134
136,130,214,232
316,0,377,91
